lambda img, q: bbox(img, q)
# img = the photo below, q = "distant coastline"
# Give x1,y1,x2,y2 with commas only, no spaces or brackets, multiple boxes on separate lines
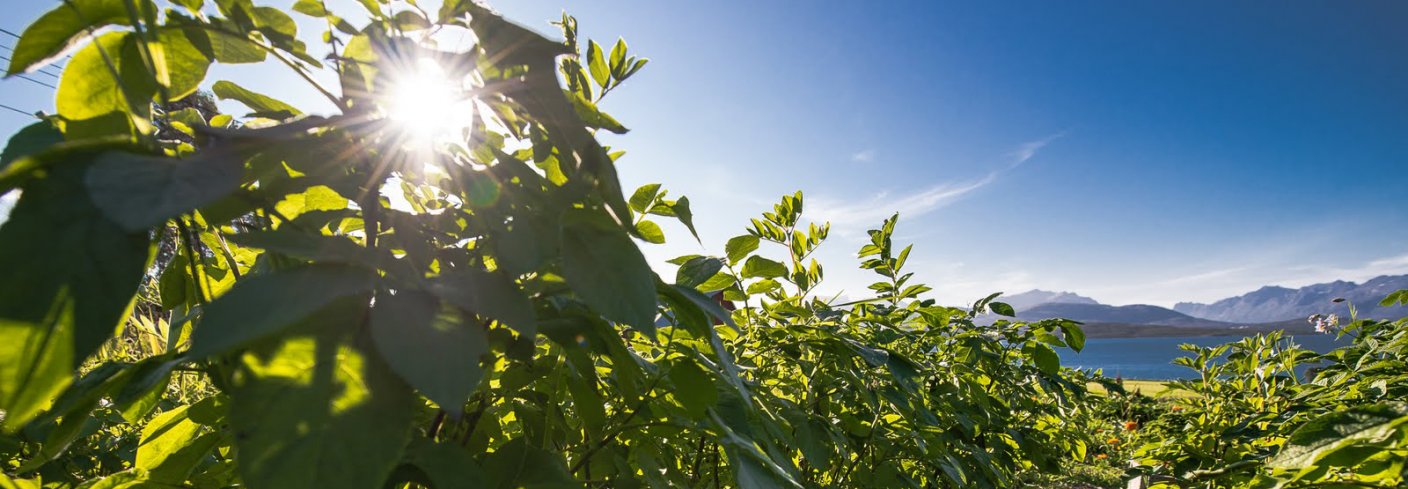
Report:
1076,319,1312,339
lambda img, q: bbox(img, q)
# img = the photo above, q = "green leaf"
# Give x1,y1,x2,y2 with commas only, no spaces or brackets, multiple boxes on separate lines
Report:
609,38,627,78
568,92,628,134
628,183,660,213
586,40,609,87
391,10,432,31
725,235,760,266
370,290,486,414
1271,403,1408,469
741,256,787,279
635,219,665,244
1032,343,1060,375
230,330,415,489
746,279,780,295
206,23,267,64
4,0,146,76
668,358,717,418
0,154,152,431
483,438,582,489
57,31,158,121
560,209,658,336
1058,321,1085,353
155,27,214,101
84,149,244,232
188,265,376,358
226,229,380,267
211,80,302,119
989,301,1015,317
425,269,537,337
136,404,219,484
0,122,63,173
403,439,489,488
672,196,699,241
1380,289,1408,307
677,256,724,288
291,0,329,17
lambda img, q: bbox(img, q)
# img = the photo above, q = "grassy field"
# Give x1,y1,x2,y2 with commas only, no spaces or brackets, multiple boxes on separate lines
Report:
1088,379,1187,397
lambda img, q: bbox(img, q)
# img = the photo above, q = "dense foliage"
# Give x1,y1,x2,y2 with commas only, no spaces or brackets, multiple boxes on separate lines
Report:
0,1,1404,489
1114,296,1408,488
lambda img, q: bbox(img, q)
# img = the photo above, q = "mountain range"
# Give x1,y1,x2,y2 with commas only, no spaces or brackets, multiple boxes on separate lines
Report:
1000,275,1408,338
1173,275,1408,323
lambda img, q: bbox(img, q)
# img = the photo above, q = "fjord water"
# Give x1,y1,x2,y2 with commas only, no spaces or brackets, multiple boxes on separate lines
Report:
1058,334,1347,380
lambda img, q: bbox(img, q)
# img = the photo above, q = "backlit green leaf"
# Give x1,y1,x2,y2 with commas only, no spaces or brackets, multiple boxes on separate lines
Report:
0,154,151,430
230,330,415,489
741,256,787,279
212,80,302,119
4,0,148,76
188,265,376,358
56,32,158,121
84,149,244,232
560,208,658,336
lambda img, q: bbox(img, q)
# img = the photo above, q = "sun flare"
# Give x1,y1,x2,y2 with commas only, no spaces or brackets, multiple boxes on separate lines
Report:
384,58,473,145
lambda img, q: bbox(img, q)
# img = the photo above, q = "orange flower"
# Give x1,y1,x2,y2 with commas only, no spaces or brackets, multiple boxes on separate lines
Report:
1124,421,1139,431
1095,454,1108,460
1171,405,1183,412
1106,437,1121,445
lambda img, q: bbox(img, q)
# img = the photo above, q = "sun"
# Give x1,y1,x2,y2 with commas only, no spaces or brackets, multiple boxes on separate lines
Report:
384,57,474,146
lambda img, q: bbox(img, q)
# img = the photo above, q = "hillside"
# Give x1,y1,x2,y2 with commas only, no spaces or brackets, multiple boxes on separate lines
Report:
1015,302,1230,328
1174,275,1408,323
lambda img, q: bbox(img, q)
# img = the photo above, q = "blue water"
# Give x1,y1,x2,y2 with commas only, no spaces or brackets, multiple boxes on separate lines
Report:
1058,334,1347,380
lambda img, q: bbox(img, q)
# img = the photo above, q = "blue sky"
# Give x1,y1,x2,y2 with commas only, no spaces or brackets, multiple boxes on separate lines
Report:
2,1,1407,306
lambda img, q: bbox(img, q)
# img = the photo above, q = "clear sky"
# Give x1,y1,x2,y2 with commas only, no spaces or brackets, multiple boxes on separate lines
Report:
2,1,1407,306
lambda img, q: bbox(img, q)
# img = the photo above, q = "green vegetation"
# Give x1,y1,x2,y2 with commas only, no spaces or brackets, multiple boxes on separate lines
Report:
0,1,1405,488
1088,380,1179,398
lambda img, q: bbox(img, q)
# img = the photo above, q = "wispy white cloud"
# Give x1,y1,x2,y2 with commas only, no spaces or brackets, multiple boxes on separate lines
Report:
810,175,995,229
813,134,1063,232
1007,132,1064,168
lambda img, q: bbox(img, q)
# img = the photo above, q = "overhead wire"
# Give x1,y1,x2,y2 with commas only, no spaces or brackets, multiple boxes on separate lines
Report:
0,28,56,117
0,102,37,118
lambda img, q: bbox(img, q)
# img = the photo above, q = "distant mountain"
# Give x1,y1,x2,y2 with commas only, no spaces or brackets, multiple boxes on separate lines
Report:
1016,302,1228,328
1003,289,1100,311
1174,275,1408,323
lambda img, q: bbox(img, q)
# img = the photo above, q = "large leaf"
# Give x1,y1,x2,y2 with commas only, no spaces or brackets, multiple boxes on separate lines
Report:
188,265,376,358
4,0,151,76
0,122,63,174
229,330,415,489
425,269,537,337
740,256,787,279
135,404,220,484
668,358,718,418
155,26,214,100
85,149,245,232
212,80,302,119
560,208,657,335
402,439,489,489
483,438,582,489
226,229,382,268
1270,403,1408,469
0,154,152,430
369,290,487,414
56,32,158,121
724,235,759,265
676,256,724,289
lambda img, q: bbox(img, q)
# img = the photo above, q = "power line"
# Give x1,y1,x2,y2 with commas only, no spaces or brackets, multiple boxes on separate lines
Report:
0,102,37,119
0,28,21,40
0,55,60,79
8,73,55,89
